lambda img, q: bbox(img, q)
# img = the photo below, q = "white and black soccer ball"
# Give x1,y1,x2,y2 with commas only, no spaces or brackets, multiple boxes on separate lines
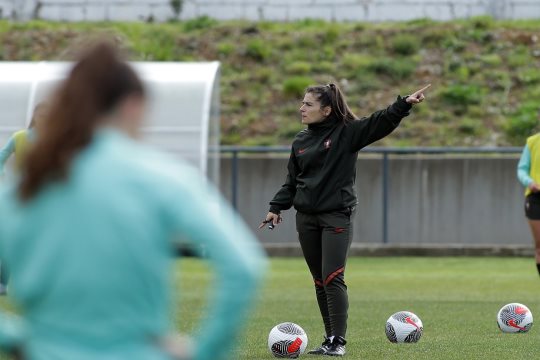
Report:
497,303,533,333
268,322,308,358
385,311,423,343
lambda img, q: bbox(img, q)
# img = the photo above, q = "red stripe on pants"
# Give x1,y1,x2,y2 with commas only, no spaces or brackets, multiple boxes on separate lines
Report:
324,267,344,286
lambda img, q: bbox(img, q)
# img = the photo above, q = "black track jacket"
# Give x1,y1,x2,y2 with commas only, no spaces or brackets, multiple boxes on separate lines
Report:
269,96,412,215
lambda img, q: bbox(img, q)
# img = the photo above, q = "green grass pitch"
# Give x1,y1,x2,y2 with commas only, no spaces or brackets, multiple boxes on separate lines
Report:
1,257,539,359
177,257,540,359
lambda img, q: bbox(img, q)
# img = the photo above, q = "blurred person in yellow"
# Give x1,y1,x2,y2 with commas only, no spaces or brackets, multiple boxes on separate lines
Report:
517,110,540,276
0,102,49,176
0,41,266,360
0,102,49,295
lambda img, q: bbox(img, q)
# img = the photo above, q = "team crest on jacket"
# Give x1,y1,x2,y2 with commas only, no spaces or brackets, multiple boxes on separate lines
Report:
324,138,332,149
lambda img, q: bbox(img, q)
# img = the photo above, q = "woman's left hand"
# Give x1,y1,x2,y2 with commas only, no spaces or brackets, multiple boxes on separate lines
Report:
406,84,431,105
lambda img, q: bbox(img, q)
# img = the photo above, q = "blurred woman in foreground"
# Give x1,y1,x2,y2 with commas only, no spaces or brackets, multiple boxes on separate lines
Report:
0,41,265,360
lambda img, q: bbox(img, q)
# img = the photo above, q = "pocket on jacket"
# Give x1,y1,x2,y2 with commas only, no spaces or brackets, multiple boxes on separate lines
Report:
294,184,310,209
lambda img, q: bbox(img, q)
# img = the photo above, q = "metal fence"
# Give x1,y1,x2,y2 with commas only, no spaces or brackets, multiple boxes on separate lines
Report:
220,146,523,245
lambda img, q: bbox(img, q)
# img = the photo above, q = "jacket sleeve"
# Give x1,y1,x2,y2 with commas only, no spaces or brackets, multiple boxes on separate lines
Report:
165,165,267,360
517,144,533,187
348,96,412,152
0,137,15,176
0,190,26,354
269,149,299,214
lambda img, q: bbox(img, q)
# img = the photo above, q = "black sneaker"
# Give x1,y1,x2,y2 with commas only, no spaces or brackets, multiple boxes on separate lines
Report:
307,336,332,355
325,336,346,357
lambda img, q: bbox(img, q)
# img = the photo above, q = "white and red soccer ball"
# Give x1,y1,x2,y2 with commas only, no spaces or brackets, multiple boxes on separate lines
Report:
497,303,533,333
267,303,532,357
385,311,423,343
268,322,308,358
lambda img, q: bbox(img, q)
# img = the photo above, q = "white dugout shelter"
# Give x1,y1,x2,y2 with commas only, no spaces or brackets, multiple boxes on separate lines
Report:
0,61,220,184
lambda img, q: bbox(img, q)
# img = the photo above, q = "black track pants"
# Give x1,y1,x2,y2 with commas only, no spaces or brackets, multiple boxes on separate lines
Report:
296,208,354,339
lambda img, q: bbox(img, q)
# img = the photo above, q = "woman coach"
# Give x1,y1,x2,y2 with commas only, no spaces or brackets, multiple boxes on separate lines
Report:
260,83,429,356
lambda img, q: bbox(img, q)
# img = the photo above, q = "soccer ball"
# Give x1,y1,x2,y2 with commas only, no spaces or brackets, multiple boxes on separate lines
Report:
497,303,533,333
268,322,308,358
385,311,423,343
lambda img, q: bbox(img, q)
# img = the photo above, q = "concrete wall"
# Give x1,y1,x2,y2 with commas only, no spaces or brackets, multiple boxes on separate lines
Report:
219,154,531,247
1,0,540,22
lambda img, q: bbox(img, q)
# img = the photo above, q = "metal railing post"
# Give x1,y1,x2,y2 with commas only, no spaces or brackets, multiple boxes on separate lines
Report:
382,152,389,244
231,150,238,209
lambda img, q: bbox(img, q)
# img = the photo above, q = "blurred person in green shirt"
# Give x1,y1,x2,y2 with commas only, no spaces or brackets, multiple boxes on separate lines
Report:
0,41,266,360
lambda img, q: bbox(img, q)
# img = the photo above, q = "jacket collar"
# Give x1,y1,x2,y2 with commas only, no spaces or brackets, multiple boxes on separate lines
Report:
307,115,339,132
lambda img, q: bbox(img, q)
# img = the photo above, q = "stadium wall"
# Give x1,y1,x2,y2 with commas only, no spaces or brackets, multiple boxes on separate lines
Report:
219,155,532,252
1,0,539,22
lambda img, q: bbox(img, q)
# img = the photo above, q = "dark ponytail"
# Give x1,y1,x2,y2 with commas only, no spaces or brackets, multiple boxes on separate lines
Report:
19,41,145,201
305,83,357,124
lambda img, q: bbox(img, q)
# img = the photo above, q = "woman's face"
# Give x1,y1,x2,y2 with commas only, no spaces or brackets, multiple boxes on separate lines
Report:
300,92,331,125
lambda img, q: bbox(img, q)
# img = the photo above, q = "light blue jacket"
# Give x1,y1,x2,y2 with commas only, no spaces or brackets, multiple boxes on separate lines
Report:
0,136,15,176
0,129,266,360
517,144,533,187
